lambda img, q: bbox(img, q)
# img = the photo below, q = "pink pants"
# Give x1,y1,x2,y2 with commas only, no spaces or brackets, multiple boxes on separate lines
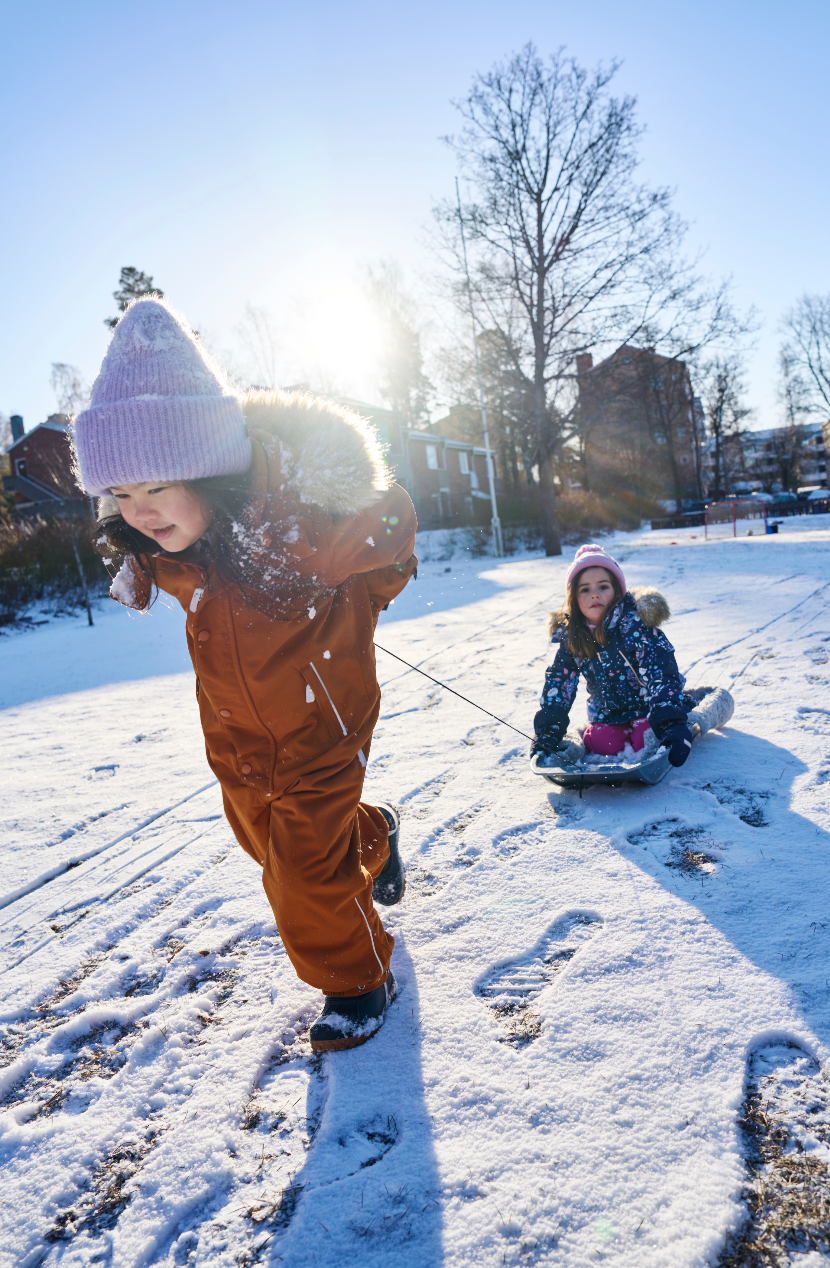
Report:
583,718,650,756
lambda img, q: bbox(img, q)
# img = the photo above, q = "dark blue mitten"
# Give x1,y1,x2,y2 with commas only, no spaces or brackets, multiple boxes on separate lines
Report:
531,704,568,757
663,724,693,767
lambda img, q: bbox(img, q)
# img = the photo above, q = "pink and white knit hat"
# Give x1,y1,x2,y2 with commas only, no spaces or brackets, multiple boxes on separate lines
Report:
566,543,626,595
72,296,251,495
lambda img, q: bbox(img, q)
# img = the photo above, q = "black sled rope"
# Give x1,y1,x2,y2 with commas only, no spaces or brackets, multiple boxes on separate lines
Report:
374,643,534,743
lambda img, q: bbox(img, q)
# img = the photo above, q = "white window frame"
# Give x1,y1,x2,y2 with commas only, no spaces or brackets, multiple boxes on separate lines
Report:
425,444,439,471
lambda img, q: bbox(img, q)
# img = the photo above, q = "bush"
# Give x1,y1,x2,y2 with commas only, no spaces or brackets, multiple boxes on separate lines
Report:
556,488,663,539
0,513,110,626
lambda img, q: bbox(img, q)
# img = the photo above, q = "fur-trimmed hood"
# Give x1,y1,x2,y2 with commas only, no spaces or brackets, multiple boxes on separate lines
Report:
547,586,670,639
96,388,392,521
243,389,391,518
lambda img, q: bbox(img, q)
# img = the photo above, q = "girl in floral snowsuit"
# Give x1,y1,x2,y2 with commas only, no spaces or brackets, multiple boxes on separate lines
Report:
532,544,694,767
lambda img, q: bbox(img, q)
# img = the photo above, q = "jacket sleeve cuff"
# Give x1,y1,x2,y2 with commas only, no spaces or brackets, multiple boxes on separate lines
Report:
649,700,688,741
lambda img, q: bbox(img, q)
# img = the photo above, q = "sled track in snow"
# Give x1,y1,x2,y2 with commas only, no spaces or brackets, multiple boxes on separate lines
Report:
0,779,220,916
685,582,830,686
0,784,225,977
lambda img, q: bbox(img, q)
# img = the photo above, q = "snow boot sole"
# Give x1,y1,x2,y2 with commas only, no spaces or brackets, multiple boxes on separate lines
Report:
309,973,397,1052
372,803,406,906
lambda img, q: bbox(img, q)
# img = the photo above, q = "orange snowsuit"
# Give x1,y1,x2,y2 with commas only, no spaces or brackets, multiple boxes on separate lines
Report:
110,392,417,996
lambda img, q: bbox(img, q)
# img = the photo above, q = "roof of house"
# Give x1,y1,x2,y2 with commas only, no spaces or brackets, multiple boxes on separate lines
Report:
6,415,71,455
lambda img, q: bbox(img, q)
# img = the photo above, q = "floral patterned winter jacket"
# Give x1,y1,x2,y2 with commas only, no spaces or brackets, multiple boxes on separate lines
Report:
539,588,689,740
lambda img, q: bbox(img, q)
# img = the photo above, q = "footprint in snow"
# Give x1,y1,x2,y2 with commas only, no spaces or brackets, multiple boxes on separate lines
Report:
627,818,723,876
404,863,447,899
477,912,603,1049
718,1042,830,1267
698,780,771,828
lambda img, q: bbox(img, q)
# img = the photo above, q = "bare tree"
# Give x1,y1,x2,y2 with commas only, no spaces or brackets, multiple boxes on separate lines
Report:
777,346,812,430
50,363,90,416
760,426,803,493
234,304,281,390
105,267,164,330
437,322,538,493
434,44,689,554
702,355,753,498
780,294,830,417
364,262,432,427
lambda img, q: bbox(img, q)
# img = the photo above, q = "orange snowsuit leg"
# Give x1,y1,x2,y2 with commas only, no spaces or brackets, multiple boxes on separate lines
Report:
221,754,393,996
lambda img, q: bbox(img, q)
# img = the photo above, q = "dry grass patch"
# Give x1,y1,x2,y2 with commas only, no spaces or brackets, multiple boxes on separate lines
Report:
719,1044,830,1267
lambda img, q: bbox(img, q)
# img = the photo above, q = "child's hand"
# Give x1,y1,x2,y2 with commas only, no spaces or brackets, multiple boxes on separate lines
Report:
531,704,567,757
663,724,693,767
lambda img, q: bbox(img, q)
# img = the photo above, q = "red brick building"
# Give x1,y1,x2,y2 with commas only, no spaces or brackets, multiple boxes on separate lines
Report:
575,346,702,510
4,414,86,511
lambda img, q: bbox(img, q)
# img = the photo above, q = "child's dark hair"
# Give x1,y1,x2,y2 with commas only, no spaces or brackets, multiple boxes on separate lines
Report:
547,567,624,660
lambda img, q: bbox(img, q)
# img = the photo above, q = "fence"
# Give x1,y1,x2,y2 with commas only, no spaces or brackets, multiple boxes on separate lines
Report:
705,499,768,539
652,497,830,532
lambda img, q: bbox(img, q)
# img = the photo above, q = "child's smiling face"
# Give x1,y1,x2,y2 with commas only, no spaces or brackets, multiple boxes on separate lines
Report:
109,481,211,552
576,566,616,623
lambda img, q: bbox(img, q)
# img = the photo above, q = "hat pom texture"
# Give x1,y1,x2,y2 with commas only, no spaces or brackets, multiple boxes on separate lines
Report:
565,543,627,596
72,296,251,495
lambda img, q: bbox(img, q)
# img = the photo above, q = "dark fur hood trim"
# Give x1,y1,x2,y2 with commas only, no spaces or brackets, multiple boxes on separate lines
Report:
243,389,391,518
547,586,670,639
630,587,671,628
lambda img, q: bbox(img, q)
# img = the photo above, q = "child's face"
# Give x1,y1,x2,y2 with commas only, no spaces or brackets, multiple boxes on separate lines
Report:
109,481,211,552
576,567,616,623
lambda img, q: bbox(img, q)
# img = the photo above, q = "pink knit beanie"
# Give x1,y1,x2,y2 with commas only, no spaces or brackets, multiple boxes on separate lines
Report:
566,543,626,595
72,296,251,495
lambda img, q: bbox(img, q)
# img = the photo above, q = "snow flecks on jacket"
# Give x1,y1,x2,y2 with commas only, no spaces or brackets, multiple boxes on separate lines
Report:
541,589,688,736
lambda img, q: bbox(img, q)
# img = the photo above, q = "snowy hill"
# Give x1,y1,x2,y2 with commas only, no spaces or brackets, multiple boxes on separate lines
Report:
1,518,830,1267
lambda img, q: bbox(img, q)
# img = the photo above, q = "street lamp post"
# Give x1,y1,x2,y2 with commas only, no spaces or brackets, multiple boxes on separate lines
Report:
455,177,504,557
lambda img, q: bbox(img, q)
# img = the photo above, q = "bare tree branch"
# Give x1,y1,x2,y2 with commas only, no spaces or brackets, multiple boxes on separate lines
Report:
364,262,433,426
433,43,687,553
780,294,830,415
50,363,90,416
234,304,281,390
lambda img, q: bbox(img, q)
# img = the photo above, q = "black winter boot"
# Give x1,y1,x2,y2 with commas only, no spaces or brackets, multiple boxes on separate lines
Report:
372,803,405,906
309,973,397,1052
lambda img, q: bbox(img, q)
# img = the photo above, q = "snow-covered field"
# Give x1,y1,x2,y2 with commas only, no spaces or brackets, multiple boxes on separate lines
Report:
2,517,830,1268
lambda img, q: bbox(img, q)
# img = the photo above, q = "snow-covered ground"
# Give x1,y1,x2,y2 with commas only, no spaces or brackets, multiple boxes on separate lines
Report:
2,516,830,1268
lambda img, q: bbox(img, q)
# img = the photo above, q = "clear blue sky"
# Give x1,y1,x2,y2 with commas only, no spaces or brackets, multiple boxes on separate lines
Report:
2,0,828,430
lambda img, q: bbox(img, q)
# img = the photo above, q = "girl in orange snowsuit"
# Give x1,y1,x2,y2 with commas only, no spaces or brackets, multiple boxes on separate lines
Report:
73,297,416,1051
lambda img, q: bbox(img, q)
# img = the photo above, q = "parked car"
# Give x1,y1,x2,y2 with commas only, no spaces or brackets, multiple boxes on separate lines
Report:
772,491,798,503
806,487,830,501
751,491,775,503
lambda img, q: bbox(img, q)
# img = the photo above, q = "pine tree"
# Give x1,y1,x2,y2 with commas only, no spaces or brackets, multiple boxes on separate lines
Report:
105,267,164,330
